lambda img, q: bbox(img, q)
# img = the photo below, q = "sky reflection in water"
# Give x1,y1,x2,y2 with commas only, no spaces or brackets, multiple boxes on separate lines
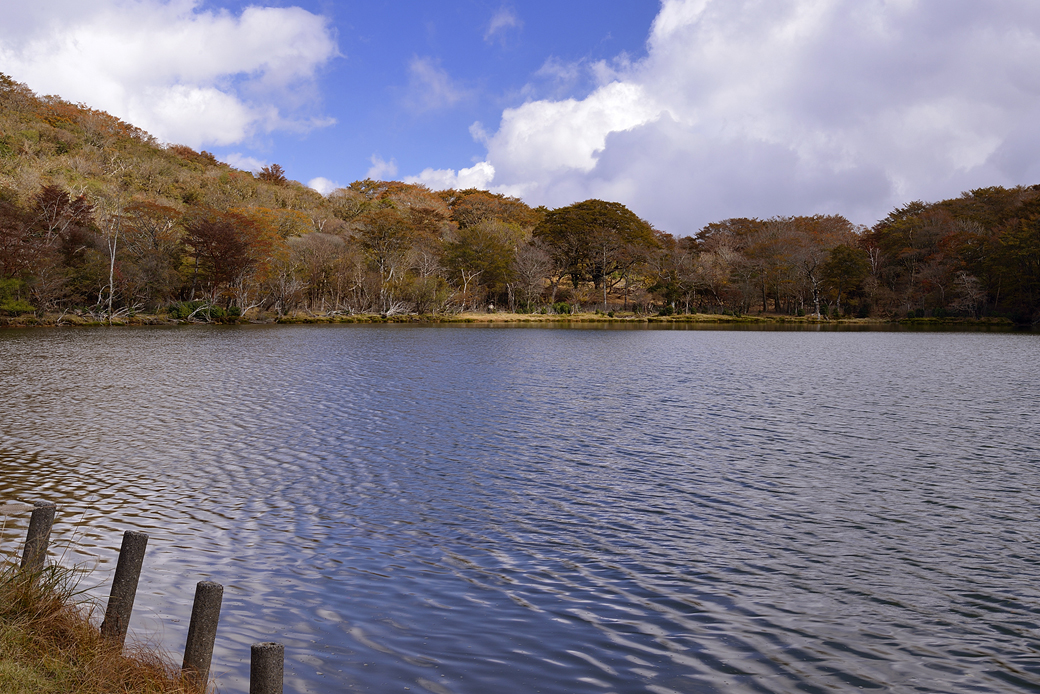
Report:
1,324,1039,693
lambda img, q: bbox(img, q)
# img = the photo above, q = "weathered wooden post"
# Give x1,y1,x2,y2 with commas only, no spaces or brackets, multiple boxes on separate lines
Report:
20,500,56,572
181,581,224,689
100,530,149,647
250,642,284,694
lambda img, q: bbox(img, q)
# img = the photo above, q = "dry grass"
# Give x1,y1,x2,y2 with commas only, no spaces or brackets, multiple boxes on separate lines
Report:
0,556,200,694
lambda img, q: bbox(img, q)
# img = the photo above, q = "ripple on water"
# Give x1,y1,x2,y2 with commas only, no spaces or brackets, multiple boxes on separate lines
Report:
1,324,1039,693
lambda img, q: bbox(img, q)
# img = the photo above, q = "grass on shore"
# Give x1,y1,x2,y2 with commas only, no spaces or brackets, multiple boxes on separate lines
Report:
0,555,197,694
0,308,1018,329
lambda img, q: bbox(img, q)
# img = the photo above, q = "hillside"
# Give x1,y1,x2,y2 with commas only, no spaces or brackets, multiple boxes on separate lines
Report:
1,72,1038,324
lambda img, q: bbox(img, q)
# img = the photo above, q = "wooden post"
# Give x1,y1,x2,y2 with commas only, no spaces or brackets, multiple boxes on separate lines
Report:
250,642,284,694
20,501,56,572
181,581,223,689
100,530,149,647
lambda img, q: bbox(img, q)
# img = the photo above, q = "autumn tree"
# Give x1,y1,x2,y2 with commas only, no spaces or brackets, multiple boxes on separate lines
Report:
691,217,764,312
92,197,126,322
182,209,261,305
534,199,657,308
257,163,288,185
0,198,29,280
789,215,858,317
352,207,417,313
121,201,183,308
25,186,96,309
443,220,519,310
511,240,552,310
987,211,1040,322
822,244,870,315
441,189,539,230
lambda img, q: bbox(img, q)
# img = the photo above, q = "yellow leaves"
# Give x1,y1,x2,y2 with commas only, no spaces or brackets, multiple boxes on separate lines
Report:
234,206,312,239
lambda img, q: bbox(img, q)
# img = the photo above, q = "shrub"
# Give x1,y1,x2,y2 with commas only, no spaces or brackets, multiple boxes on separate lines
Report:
0,553,186,693
552,302,571,315
167,301,206,320
0,279,34,316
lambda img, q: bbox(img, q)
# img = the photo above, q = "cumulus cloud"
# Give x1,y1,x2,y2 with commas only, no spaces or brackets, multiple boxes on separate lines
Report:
307,177,341,195
406,162,496,191
449,0,1040,234
485,7,522,44
485,81,660,181
0,0,338,148
366,155,399,180
222,153,267,172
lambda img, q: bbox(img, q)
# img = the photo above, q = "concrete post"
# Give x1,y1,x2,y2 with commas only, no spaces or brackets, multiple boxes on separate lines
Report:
20,500,56,572
181,581,224,689
250,642,284,694
100,530,149,647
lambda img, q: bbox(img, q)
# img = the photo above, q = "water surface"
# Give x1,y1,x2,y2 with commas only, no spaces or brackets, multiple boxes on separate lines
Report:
1,324,1038,693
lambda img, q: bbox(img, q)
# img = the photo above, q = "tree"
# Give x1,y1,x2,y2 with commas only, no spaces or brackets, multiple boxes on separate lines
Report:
182,209,259,304
534,199,657,308
790,215,858,317
352,207,417,313
121,201,183,308
0,199,29,279
443,220,517,310
257,164,287,185
512,240,552,309
952,271,985,318
692,218,763,312
988,213,1040,321
441,189,539,230
23,186,96,310
822,244,869,315
93,197,125,322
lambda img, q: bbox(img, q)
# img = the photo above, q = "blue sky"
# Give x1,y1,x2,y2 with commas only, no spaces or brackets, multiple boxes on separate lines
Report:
247,0,661,185
3,1,1040,235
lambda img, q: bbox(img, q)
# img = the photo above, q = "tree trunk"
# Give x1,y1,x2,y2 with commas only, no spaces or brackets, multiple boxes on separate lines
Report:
107,232,118,325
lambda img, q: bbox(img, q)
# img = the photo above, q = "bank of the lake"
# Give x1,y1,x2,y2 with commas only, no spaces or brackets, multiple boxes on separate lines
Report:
0,543,189,694
0,309,1019,329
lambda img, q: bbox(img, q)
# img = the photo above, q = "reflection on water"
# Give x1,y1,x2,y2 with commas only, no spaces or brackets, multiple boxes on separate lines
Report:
1,324,1039,693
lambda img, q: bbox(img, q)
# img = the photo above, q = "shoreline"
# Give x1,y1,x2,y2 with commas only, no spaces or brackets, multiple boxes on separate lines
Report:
0,311,1020,330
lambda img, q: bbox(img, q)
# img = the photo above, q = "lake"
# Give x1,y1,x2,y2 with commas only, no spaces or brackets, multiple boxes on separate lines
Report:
1,324,1038,693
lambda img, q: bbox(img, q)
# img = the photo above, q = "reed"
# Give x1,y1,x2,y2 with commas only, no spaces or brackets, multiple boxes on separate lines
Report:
0,553,199,693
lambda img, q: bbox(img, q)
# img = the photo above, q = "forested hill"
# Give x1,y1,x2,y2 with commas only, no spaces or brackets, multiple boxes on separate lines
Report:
1,72,1038,324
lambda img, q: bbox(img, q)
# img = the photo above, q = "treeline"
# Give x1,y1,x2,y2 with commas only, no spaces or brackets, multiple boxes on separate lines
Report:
653,190,1040,323
1,73,1038,324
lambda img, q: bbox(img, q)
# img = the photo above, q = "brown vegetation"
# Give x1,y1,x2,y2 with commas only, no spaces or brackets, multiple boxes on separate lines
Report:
1,71,1037,325
0,557,194,693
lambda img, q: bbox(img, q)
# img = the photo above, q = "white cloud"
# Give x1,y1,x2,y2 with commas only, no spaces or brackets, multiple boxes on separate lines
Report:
453,0,1040,234
0,0,338,148
406,162,496,191
485,7,522,43
366,155,399,180
223,153,267,172
405,57,466,112
307,177,341,195
485,81,660,179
